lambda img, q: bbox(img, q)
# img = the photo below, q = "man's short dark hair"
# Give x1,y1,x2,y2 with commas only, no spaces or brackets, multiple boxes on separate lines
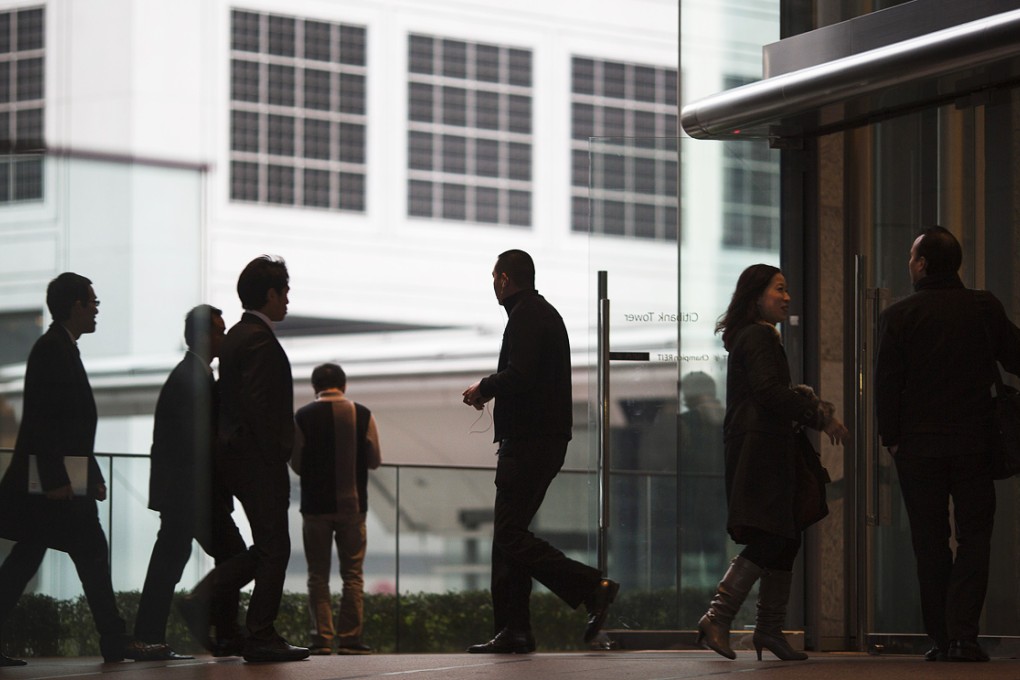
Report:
184,304,223,351
46,272,93,323
495,249,536,290
237,255,289,311
916,226,962,277
311,363,347,393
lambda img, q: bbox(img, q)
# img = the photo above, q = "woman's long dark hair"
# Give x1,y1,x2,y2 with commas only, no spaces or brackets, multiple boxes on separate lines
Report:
715,264,781,351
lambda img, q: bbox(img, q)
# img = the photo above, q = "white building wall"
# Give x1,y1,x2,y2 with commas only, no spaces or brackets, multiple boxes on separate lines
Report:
0,0,787,600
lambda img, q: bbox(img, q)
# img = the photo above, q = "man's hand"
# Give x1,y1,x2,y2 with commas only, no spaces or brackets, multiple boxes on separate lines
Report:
462,381,490,411
96,483,107,501
45,484,74,501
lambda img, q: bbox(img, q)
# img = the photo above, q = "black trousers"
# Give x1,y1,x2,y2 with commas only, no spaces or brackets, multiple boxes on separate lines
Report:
490,437,601,634
134,499,247,643
895,452,995,644
198,457,291,642
0,499,125,646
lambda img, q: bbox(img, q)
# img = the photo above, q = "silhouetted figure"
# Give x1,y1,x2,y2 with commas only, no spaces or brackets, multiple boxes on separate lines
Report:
462,249,619,653
134,305,247,659
876,226,1020,663
679,372,728,580
291,363,382,655
181,256,308,663
0,273,166,664
697,264,848,662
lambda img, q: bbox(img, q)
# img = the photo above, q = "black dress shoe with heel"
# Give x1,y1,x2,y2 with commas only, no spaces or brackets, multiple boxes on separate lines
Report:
467,628,536,654
924,643,948,661
583,579,620,643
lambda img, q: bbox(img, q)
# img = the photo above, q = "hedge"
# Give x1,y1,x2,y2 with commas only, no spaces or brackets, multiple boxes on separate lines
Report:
1,587,734,656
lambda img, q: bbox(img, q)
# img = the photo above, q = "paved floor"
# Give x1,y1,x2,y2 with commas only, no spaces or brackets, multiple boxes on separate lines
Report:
2,651,1019,680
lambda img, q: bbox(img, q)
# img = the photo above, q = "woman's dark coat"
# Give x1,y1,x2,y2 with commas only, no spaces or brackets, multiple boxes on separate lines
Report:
723,323,821,541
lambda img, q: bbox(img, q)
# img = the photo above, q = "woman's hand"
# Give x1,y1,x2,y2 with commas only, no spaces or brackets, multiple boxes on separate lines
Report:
822,416,850,446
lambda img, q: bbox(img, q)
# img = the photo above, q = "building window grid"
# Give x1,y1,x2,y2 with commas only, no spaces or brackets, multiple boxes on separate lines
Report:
407,34,533,227
0,6,44,205
571,57,677,240
230,9,367,211
721,158,780,250
720,74,779,250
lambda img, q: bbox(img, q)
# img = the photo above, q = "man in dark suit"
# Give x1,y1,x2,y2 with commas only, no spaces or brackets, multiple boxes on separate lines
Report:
462,250,619,653
876,226,1020,663
183,256,307,663
0,273,165,665
134,305,248,658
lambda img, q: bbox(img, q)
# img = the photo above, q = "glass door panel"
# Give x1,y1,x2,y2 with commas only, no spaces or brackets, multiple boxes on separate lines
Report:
861,98,1020,650
586,136,782,633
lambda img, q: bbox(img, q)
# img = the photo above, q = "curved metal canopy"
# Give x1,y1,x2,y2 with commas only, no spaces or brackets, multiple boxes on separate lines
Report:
681,8,1020,141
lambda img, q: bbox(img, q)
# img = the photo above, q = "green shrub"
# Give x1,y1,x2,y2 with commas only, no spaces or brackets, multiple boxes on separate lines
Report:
2,588,720,657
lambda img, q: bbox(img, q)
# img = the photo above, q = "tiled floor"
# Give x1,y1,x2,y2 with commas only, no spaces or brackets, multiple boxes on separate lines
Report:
2,651,1018,680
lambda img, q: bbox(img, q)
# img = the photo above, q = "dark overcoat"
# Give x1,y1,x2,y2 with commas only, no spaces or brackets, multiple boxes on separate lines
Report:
723,323,821,541
149,351,233,519
0,323,104,548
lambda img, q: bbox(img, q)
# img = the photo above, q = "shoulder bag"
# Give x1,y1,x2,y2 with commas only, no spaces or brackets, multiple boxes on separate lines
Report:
975,291,1020,479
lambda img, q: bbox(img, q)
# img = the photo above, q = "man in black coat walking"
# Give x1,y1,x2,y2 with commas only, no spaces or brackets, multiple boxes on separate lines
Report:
182,256,308,663
0,273,165,664
134,305,247,658
876,226,1020,663
462,249,618,653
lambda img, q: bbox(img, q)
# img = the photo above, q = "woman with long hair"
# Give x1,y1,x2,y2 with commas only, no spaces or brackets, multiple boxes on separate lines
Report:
697,264,849,661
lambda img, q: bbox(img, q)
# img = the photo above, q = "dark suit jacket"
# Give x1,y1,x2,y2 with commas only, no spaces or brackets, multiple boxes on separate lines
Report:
217,313,294,463
149,351,227,517
0,323,103,545
478,290,573,442
876,274,1020,455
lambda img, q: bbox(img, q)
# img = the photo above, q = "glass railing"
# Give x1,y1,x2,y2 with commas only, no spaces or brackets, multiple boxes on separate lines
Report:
1,449,725,651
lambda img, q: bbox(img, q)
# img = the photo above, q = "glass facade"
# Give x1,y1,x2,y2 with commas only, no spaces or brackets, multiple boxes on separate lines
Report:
0,0,877,654
0,6,44,203
570,58,678,238
406,34,533,226
229,9,368,210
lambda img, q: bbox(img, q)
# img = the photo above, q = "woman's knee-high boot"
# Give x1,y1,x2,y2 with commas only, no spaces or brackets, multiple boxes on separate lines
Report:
697,556,763,659
752,569,807,661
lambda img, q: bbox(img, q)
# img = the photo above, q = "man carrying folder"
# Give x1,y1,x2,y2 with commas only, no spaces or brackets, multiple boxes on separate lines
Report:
0,273,166,664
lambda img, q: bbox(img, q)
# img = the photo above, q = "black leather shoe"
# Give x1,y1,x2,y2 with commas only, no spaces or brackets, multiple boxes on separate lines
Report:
123,640,187,662
924,643,948,661
176,596,214,652
467,628,536,654
948,639,989,662
242,636,310,663
131,642,194,661
583,579,620,643
0,653,26,666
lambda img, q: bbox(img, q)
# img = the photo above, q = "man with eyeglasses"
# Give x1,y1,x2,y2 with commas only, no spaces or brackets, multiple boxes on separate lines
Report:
0,273,166,664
